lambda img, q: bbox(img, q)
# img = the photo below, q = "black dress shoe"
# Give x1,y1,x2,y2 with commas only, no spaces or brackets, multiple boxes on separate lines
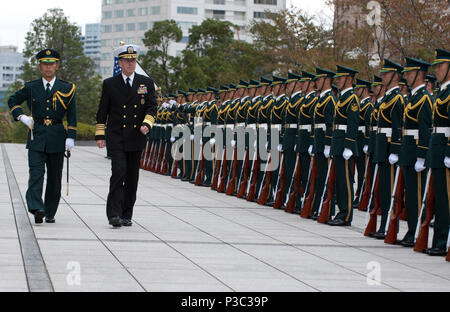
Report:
34,210,45,224
327,219,351,226
371,232,386,240
45,217,55,223
400,239,414,248
109,217,122,228
181,178,189,182
425,248,446,256
121,219,132,227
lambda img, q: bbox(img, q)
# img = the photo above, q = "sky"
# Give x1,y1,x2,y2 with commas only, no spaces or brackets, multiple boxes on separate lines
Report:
0,0,332,52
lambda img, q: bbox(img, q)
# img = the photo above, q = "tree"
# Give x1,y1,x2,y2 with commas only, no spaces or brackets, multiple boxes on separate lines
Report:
22,8,102,124
249,8,333,75
140,20,183,94
180,18,266,89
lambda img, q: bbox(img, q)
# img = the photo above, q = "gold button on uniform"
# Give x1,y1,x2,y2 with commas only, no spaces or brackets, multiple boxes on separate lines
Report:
46,107,49,111
123,125,126,128
134,115,137,118
123,115,126,118
134,105,137,108
134,125,137,128
123,105,126,109
46,100,49,103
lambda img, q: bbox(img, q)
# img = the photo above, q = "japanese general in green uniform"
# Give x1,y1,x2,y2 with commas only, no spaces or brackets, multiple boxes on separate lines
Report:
8,49,77,224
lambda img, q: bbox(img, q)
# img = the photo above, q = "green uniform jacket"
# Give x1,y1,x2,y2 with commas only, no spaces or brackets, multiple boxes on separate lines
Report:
313,90,336,154
368,100,380,156
282,92,302,151
425,84,450,168
330,89,360,157
270,94,288,150
8,78,77,153
295,92,317,153
399,86,432,166
373,88,404,163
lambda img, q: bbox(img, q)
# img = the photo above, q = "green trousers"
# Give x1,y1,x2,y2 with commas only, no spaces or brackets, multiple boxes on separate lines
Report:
377,162,395,233
402,166,427,242
26,150,64,218
431,168,450,250
334,156,354,223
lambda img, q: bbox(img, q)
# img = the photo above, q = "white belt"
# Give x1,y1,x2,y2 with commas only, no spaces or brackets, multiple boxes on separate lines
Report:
286,124,297,129
358,126,365,132
372,126,378,132
271,124,282,130
315,123,326,131
434,127,450,137
217,125,224,129
162,125,167,129
299,125,311,131
205,122,211,126
167,123,173,127
334,125,347,131
155,123,160,127
194,123,202,127
247,124,256,129
404,129,419,140
236,122,246,127
226,124,234,129
378,127,392,138
259,124,268,129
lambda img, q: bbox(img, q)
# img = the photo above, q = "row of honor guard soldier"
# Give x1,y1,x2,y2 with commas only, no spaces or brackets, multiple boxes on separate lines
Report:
140,48,449,259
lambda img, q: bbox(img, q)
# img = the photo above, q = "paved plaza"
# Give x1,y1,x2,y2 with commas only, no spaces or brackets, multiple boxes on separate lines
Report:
0,143,449,292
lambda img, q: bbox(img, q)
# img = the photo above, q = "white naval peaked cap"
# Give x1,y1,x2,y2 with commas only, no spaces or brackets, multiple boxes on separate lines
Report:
114,44,140,59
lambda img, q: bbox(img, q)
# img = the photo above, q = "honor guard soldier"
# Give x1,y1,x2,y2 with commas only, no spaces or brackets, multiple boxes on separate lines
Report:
424,48,450,256
371,59,404,239
294,71,318,214
171,91,187,179
8,49,77,224
328,65,360,226
265,75,288,206
255,77,274,201
364,76,385,212
399,57,433,247
180,89,196,181
243,80,264,200
95,44,157,227
353,79,374,208
309,68,337,220
281,72,303,208
201,87,219,187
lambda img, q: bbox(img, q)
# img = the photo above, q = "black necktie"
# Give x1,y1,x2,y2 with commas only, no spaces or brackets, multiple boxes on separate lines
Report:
126,77,131,92
45,82,51,95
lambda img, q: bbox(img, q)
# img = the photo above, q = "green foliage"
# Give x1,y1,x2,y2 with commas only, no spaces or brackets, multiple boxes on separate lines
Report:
21,8,102,124
140,20,183,94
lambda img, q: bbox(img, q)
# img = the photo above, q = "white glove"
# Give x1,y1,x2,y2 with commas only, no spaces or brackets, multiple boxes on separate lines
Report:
445,156,450,168
170,136,176,143
324,145,330,158
190,134,194,141
169,99,177,106
253,141,257,148
343,148,353,160
199,138,203,144
210,138,216,145
65,138,75,151
388,154,398,165
294,144,297,151
363,145,368,154
19,115,33,129
414,158,426,172
277,144,283,152
308,145,313,156
265,142,268,149
231,140,236,148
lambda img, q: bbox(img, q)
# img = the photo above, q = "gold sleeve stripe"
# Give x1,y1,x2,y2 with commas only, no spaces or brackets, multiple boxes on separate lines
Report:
68,126,77,131
143,115,155,128
10,105,22,112
95,124,105,136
